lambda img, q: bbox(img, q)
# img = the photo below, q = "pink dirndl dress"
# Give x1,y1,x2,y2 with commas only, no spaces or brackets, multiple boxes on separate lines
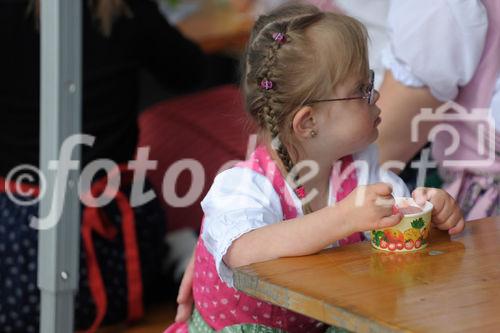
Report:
165,146,364,332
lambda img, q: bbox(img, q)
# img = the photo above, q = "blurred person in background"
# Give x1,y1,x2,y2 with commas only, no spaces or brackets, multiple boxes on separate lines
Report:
0,0,208,331
376,0,500,220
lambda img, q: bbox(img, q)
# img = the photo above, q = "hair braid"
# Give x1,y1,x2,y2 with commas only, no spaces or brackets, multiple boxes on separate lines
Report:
253,16,322,176
258,41,283,134
247,10,324,180
242,3,368,214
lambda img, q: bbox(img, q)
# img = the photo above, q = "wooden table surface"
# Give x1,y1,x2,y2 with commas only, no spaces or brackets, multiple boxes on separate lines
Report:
177,0,254,54
233,216,500,333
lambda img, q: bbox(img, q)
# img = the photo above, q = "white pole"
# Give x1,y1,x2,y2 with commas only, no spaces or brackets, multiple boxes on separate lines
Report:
38,0,82,332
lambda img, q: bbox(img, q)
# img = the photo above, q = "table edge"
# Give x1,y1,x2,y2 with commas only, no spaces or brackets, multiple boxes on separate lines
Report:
233,269,412,333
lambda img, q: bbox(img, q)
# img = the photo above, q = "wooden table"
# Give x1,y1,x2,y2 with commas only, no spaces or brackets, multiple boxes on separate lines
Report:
177,0,254,54
233,217,500,333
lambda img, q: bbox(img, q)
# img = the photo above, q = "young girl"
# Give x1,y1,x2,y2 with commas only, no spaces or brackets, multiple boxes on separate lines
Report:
167,3,464,332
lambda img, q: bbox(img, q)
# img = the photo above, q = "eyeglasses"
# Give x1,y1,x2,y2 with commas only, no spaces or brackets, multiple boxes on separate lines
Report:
305,70,375,106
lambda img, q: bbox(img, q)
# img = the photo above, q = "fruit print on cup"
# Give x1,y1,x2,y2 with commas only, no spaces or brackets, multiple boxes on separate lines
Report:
371,197,433,252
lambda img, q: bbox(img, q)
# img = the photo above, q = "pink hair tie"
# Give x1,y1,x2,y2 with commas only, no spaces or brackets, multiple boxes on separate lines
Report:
272,32,286,43
295,186,306,199
260,79,273,90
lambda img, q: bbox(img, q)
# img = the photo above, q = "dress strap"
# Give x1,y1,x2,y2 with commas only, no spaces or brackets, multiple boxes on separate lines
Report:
237,146,364,245
236,146,297,220
332,155,365,245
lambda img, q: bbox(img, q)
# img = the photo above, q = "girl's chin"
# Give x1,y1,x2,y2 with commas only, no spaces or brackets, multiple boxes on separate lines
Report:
349,133,379,154
365,128,379,145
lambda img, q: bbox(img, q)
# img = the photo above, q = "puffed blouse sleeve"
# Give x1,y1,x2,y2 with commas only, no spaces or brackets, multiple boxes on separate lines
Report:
381,0,488,101
200,167,284,287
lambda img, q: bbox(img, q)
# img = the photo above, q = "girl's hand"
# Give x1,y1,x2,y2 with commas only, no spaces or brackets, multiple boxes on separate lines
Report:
412,187,465,235
339,182,403,233
175,253,195,322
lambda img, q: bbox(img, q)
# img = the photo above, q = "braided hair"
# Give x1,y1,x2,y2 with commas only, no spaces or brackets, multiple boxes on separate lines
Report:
241,3,369,212
244,4,323,181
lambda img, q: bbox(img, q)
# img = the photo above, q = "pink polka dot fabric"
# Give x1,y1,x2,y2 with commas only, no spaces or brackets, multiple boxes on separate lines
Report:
333,155,365,246
192,238,321,332
165,146,363,332
164,321,188,333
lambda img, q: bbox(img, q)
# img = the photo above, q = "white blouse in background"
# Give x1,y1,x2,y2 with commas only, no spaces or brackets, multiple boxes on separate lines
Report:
382,0,500,132
201,144,410,287
334,0,391,89
381,0,492,100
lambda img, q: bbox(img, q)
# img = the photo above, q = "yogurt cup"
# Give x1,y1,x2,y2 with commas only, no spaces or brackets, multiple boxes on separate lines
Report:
371,197,433,252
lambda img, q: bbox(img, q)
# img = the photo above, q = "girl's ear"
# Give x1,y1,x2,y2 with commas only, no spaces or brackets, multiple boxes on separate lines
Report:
292,106,317,140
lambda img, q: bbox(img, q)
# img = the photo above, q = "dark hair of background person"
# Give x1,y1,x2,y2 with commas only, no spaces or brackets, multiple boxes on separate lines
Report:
0,0,214,180
29,0,132,37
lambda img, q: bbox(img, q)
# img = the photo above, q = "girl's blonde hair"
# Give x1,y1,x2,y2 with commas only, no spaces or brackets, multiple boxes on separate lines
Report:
28,0,132,37
242,2,369,175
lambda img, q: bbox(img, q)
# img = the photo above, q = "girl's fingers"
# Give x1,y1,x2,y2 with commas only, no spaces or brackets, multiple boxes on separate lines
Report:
433,204,454,227
378,213,403,229
434,205,462,230
448,217,465,235
176,254,195,303
371,182,393,196
412,187,443,208
175,303,193,322
375,194,395,208
445,208,464,230
175,254,196,322
426,189,448,215
433,197,463,228
412,187,429,207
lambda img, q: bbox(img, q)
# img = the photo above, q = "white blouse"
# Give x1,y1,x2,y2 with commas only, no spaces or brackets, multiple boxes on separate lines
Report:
382,0,500,134
381,0,494,101
201,144,410,287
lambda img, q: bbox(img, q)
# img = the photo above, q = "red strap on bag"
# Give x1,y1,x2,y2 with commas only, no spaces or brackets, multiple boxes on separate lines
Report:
80,165,143,333
0,165,144,333
0,179,40,198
